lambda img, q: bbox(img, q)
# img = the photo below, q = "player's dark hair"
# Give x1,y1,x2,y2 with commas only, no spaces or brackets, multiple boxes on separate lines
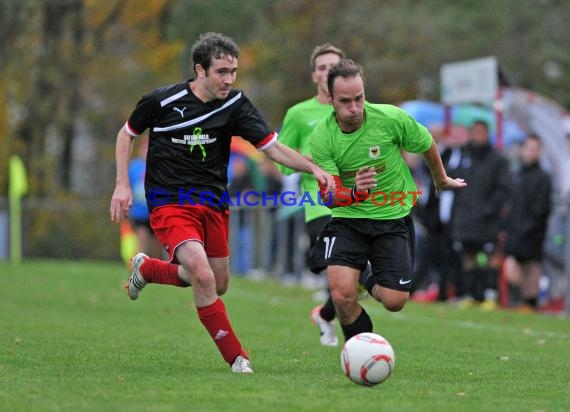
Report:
526,133,542,145
471,119,490,132
327,59,365,97
191,32,239,75
310,43,345,71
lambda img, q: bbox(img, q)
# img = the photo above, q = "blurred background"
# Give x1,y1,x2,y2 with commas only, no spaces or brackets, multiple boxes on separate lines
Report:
1,1,569,311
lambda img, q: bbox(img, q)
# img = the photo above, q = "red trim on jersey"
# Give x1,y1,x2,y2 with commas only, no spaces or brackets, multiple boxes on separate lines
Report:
255,131,277,150
125,121,142,137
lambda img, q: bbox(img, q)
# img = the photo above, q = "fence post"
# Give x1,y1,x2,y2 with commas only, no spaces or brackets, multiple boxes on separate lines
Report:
9,155,28,264
564,193,570,316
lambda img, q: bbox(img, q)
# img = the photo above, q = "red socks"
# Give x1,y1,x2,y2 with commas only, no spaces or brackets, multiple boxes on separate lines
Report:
140,258,188,287
197,299,247,364
137,260,244,364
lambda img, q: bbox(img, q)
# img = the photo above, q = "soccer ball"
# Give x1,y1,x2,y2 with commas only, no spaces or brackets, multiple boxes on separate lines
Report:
340,332,395,386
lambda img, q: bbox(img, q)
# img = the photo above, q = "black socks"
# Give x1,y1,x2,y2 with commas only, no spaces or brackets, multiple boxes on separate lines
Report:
340,307,373,341
320,292,336,321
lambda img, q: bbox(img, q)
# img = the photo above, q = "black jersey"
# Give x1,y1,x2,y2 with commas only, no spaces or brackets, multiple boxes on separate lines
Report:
125,80,276,211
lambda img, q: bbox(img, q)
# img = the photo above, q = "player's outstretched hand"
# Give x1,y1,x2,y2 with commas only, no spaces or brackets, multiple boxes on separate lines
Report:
313,168,336,194
435,176,467,194
110,185,132,223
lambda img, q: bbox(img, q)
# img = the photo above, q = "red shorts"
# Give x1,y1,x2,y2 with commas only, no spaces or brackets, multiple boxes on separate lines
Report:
149,204,230,263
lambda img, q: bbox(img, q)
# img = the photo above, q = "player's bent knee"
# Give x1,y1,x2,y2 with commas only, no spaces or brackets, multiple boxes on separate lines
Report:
192,275,215,291
374,286,409,311
183,264,215,290
216,282,228,296
383,300,406,312
331,287,358,308
380,293,408,312
370,286,383,302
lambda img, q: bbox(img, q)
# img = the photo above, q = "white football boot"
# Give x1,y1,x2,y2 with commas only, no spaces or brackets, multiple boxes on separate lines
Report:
231,355,253,373
125,253,149,300
310,305,339,347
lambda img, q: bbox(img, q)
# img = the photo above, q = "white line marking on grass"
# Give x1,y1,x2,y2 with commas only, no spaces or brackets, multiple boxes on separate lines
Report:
230,281,570,340
364,305,570,340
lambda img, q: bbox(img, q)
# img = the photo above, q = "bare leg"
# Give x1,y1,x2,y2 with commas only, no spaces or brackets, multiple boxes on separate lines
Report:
327,265,361,324
209,257,230,296
504,255,523,306
175,241,217,306
328,265,373,341
504,256,523,287
369,285,409,312
520,261,541,303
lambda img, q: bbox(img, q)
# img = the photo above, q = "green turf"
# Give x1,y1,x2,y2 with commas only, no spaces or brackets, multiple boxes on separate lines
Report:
1,260,569,412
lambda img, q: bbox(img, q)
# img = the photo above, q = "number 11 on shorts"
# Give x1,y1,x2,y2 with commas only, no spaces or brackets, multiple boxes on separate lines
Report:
323,236,336,259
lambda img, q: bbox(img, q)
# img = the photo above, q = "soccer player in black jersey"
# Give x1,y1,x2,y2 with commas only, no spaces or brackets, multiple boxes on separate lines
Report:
110,32,335,373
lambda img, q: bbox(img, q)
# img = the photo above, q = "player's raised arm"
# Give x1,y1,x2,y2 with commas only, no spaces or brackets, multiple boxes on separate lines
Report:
263,141,336,193
422,141,466,194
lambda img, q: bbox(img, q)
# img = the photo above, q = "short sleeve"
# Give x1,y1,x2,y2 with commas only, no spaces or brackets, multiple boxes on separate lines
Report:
309,124,339,175
278,109,302,151
233,94,275,149
398,109,433,154
127,92,161,136
275,108,302,175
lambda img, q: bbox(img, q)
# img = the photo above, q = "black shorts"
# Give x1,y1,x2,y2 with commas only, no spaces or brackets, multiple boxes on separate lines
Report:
306,216,331,274
319,215,416,292
504,236,544,262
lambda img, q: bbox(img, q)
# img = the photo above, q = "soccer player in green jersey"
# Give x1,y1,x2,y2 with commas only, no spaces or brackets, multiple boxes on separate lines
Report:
277,44,346,347
310,60,466,341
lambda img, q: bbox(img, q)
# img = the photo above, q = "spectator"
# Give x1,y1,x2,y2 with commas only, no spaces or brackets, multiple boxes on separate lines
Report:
258,157,284,274
128,135,164,258
449,120,510,311
228,154,255,275
411,125,462,302
503,134,552,310
277,172,303,283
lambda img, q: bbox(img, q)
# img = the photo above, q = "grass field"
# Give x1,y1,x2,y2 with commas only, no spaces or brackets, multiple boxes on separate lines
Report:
1,260,569,412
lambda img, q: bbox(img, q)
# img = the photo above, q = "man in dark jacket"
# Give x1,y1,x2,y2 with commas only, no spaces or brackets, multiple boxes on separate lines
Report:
412,125,462,301
503,134,552,310
449,120,510,310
